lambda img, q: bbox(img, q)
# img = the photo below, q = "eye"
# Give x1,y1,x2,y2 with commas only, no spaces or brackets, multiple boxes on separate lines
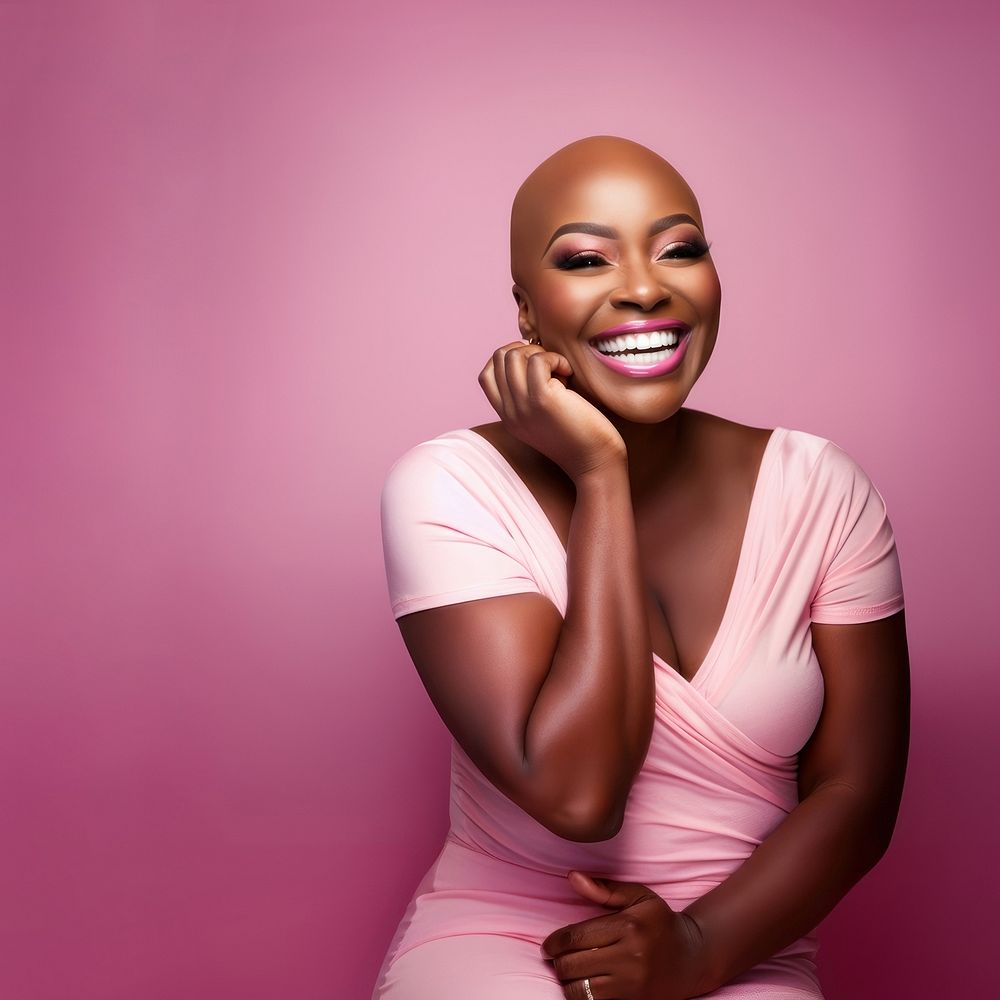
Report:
658,239,712,260
554,251,609,270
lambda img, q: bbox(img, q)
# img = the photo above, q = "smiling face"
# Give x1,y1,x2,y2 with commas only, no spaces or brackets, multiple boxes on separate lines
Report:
510,136,722,425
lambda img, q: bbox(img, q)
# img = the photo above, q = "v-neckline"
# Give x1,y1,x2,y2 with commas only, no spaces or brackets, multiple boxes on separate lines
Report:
451,425,784,690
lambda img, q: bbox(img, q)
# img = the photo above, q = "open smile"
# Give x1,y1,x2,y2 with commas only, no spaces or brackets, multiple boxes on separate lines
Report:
586,319,693,378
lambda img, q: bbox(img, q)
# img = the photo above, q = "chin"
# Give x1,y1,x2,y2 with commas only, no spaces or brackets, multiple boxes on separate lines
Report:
592,387,691,425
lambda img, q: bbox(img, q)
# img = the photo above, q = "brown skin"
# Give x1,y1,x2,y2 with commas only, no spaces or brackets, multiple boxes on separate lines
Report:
395,136,911,998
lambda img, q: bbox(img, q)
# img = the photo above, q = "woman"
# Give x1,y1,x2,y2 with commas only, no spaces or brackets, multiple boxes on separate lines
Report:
373,135,909,999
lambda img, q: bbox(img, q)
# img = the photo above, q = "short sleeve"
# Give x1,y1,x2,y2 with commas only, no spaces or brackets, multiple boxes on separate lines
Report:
379,443,543,620
808,442,905,625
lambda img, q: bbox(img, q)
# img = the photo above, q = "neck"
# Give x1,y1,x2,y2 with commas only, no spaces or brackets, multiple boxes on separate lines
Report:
599,406,690,500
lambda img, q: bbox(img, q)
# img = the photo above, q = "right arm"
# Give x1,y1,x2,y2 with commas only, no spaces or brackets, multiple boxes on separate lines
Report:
390,342,655,842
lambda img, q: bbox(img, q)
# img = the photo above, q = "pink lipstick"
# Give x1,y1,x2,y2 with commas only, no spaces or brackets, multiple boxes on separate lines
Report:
588,319,692,379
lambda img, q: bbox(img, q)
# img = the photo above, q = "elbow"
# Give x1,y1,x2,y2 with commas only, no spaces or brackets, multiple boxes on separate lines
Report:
853,822,896,880
868,811,901,865
807,779,901,872
514,754,634,842
543,795,626,844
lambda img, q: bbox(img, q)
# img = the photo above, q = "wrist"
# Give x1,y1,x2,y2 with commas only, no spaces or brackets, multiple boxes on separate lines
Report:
679,906,725,995
570,453,629,490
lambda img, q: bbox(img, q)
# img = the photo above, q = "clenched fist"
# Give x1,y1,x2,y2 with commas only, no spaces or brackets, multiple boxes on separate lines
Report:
478,340,626,483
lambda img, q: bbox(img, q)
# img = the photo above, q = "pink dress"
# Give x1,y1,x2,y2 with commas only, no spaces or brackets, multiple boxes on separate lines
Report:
374,425,905,999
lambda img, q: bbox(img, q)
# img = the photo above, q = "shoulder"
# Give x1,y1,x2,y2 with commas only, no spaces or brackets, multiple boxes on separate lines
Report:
770,428,892,537
709,413,874,493
780,428,880,496
380,429,475,515
687,411,885,512
380,426,520,530
383,427,482,482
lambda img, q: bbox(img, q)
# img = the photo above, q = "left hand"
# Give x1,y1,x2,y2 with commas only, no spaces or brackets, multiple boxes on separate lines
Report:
540,870,712,1000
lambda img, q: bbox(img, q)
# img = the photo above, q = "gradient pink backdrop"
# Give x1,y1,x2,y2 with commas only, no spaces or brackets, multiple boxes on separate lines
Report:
2,2,996,997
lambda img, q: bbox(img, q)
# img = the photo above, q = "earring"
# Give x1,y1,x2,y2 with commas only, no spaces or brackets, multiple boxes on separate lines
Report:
529,336,541,346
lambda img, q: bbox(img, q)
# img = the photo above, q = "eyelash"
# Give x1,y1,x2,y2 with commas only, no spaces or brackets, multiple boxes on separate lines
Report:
555,241,712,270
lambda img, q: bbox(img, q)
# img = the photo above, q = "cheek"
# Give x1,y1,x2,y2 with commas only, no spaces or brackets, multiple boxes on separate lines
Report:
696,265,722,312
533,276,601,329
675,264,721,314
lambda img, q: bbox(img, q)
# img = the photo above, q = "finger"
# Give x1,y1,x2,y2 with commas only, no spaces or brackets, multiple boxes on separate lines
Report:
532,348,573,379
569,871,657,910
550,942,616,984
502,342,535,419
565,973,614,1000
490,342,527,414
493,344,513,414
541,912,626,959
525,349,570,402
478,357,504,418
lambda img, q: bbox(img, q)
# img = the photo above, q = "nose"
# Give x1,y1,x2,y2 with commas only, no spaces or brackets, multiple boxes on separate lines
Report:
608,255,672,312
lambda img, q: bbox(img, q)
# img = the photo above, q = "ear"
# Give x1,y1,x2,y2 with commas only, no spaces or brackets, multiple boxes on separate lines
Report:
511,284,537,340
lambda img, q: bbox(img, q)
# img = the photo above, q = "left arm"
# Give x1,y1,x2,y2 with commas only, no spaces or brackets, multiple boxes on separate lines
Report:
542,611,911,999
682,609,911,993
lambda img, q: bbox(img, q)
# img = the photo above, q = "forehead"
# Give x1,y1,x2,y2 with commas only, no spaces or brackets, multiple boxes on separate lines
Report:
513,149,703,257
548,168,699,229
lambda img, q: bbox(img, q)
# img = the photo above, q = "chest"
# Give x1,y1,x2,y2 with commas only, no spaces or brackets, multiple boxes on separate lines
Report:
520,460,762,685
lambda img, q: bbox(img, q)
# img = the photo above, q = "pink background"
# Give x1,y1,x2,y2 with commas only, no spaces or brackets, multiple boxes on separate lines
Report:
2,2,996,997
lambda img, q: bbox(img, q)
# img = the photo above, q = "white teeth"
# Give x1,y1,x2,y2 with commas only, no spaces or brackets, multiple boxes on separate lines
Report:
594,329,684,356
622,350,669,365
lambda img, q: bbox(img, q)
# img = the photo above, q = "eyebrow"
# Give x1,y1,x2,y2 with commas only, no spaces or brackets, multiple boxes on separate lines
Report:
541,213,702,257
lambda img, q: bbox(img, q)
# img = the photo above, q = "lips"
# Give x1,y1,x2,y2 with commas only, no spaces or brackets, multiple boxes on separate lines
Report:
583,317,695,379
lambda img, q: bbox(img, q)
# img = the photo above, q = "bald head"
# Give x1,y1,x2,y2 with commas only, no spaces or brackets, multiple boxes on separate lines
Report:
510,135,702,287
